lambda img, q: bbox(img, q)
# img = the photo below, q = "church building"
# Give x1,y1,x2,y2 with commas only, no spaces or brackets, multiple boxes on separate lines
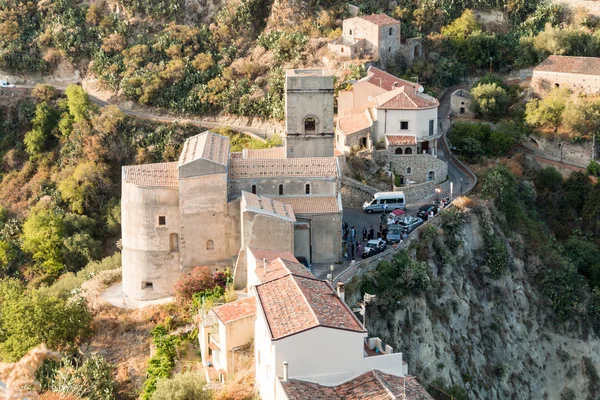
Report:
120,69,342,300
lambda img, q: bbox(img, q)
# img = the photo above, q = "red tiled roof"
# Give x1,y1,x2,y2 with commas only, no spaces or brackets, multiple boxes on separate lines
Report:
282,371,433,400
278,196,341,215
534,55,600,76
338,111,373,135
255,257,313,283
365,67,438,109
248,248,298,264
360,14,399,26
386,135,416,146
242,192,296,222
255,274,364,340
123,162,179,188
248,248,297,263
212,297,256,324
229,157,338,179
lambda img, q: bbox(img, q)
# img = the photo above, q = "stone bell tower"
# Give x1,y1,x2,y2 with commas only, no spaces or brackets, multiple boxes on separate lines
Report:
284,69,335,158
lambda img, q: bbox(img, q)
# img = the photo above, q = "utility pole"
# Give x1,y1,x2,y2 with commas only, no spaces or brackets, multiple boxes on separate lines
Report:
593,133,597,161
489,57,493,74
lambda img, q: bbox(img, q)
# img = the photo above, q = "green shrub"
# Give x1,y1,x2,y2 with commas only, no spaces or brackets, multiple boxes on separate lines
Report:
588,160,600,177
141,325,180,400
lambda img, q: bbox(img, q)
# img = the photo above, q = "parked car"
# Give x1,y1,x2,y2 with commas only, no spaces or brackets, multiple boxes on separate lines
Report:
362,239,387,258
386,224,403,244
417,204,440,221
0,81,15,88
396,216,424,234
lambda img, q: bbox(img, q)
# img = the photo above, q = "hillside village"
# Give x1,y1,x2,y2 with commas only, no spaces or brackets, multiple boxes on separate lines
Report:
0,0,599,399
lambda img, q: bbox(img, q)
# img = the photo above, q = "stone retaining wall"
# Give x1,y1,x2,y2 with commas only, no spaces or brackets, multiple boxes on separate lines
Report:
530,136,596,168
394,181,436,203
391,154,448,184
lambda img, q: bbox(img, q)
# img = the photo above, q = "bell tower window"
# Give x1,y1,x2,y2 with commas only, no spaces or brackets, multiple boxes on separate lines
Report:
304,117,316,134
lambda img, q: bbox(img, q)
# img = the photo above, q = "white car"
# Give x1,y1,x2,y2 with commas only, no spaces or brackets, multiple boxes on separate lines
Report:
0,81,15,88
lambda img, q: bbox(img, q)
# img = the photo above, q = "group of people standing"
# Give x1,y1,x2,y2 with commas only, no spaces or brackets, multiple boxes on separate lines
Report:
342,221,388,261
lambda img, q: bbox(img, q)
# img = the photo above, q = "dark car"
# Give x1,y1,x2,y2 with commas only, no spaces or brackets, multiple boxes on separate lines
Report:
417,204,440,221
386,224,403,244
397,216,424,234
362,239,387,258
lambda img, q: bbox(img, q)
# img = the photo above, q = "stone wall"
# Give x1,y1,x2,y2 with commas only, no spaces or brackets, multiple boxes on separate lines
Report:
398,37,423,66
532,71,600,97
530,136,596,167
228,176,339,199
391,154,447,184
394,180,435,203
450,89,475,118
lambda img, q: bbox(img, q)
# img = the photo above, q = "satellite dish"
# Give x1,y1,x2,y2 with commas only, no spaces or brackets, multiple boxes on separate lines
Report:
418,86,424,93
367,95,373,102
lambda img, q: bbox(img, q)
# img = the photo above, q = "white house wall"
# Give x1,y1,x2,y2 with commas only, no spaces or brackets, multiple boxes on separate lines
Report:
375,107,438,142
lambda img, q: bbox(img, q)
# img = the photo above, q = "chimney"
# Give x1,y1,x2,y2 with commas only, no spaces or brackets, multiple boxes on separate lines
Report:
283,361,289,382
263,258,267,274
337,282,345,302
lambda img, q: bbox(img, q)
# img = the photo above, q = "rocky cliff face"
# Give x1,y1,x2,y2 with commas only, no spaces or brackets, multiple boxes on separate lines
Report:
351,204,600,400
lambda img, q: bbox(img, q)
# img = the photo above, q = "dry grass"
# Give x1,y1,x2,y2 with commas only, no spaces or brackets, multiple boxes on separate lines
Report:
214,343,256,400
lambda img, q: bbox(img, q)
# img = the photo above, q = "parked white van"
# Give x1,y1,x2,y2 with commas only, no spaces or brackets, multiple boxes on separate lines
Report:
362,192,406,213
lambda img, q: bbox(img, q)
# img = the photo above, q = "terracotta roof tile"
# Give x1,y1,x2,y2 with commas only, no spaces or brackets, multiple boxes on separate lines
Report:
374,85,438,110
248,248,298,264
366,66,418,92
212,297,256,324
229,157,338,179
360,14,399,26
123,162,179,188
278,196,341,214
242,192,296,222
255,274,364,340
386,135,416,146
282,372,433,400
338,111,373,135
255,258,313,283
179,131,229,166
242,147,286,159
534,55,600,75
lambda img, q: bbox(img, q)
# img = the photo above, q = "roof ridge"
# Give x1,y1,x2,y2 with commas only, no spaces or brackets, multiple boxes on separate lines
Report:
372,370,400,399
290,273,321,329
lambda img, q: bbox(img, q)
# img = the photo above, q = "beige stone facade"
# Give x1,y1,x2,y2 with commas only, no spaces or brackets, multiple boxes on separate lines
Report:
450,89,475,118
121,69,342,301
328,14,400,61
532,55,600,97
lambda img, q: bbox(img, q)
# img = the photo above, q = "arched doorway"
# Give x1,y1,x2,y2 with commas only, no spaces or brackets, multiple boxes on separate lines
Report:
414,43,421,59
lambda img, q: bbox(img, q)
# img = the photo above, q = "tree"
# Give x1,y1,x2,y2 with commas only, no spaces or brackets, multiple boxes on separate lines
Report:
22,207,66,275
24,101,60,156
32,84,57,102
57,162,113,215
471,83,510,117
151,372,212,400
174,266,216,302
473,73,505,88
441,9,480,39
65,84,93,122
525,87,570,132
0,279,92,361
562,97,600,138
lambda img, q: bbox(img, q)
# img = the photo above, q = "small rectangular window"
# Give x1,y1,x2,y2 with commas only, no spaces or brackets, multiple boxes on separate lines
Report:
429,120,434,136
400,121,409,130
158,216,166,226
142,281,153,289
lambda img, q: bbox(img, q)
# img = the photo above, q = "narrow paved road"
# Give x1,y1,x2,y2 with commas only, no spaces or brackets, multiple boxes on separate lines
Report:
15,84,272,139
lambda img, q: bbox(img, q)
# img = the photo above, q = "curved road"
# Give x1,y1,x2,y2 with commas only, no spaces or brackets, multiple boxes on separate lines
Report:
14,84,272,139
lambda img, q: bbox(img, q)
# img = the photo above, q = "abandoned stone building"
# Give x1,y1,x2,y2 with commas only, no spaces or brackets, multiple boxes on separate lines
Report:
328,14,401,60
532,55,600,97
121,69,342,301
450,89,475,118
336,66,447,185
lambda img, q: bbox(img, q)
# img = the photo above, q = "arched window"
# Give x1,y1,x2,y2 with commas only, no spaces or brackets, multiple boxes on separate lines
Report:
279,184,283,195
414,44,421,58
405,147,413,155
207,240,214,250
395,148,403,155
170,233,179,252
304,117,316,133
251,184,256,194
389,27,393,36
406,167,412,174
349,29,352,35
428,171,435,182
305,183,311,194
